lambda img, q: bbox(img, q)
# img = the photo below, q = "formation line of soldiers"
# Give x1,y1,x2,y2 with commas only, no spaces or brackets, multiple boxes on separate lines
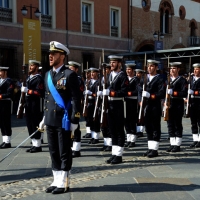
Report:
1,45,200,193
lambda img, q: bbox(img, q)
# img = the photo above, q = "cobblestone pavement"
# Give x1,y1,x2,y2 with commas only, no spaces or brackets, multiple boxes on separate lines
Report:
0,116,200,200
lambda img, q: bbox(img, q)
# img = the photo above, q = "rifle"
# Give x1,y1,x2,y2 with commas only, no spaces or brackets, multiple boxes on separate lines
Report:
163,56,170,121
93,57,102,121
82,62,89,117
185,57,191,118
138,53,147,123
100,63,108,128
17,54,27,119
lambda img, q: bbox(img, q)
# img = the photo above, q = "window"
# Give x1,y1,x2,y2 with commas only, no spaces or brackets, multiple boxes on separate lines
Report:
110,8,120,37
179,6,186,20
81,1,93,34
41,0,49,15
142,0,151,12
0,0,9,8
159,1,174,34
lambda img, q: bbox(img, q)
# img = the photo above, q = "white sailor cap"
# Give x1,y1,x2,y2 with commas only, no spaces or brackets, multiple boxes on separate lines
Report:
101,63,111,68
135,69,145,73
147,59,160,64
68,61,81,68
125,60,136,68
29,60,41,65
108,55,123,61
0,66,9,71
49,41,70,55
193,63,200,68
88,67,99,72
169,62,182,67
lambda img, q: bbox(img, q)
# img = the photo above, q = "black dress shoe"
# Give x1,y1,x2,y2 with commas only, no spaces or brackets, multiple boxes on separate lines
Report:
147,150,158,158
88,138,94,144
166,145,174,152
45,186,57,193
137,132,144,138
91,139,99,144
190,141,198,148
26,146,34,152
72,151,81,158
0,143,11,149
0,142,5,148
30,146,42,153
171,146,180,152
143,149,152,157
104,146,112,151
100,145,107,151
83,133,91,138
195,142,200,148
52,187,69,194
124,142,131,147
106,155,116,164
128,142,135,148
111,156,122,164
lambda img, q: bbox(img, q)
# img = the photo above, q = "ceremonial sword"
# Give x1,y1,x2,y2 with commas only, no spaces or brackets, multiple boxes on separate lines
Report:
0,128,44,163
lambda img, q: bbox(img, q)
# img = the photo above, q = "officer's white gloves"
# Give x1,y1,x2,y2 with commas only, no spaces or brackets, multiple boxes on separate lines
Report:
97,91,103,97
188,89,194,95
39,116,45,130
142,91,150,98
103,89,110,96
21,86,28,93
167,89,173,95
71,123,78,132
85,90,92,95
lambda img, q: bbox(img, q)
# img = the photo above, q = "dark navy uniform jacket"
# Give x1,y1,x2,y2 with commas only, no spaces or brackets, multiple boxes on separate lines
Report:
44,65,81,127
25,74,45,113
189,76,200,108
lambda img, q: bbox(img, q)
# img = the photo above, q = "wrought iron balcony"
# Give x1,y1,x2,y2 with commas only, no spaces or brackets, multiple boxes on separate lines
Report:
111,26,118,37
82,21,91,33
41,14,52,28
0,7,12,22
188,36,200,46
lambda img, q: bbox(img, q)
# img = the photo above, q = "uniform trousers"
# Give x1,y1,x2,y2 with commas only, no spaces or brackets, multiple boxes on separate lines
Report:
46,125,72,171
167,100,184,138
108,100,125,147
125,99,137,135
190,103,200,133
0,101,12,136
25,107,43,139
73,124,81,142
145,103,162,141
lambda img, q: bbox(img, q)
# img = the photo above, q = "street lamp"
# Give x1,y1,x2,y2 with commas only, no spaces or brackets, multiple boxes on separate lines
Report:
21,4,41,19
153,31,164,41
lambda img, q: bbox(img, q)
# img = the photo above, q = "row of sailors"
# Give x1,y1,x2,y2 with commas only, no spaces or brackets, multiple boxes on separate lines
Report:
71,57,200,164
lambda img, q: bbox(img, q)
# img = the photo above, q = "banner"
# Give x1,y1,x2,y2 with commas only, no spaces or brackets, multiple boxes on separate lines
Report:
23,18,41,64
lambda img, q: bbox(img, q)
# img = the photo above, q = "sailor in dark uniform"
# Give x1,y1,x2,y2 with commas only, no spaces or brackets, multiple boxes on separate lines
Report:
39,41,81,194
188,63,200,148
124,61,140,148
0,67,14,149
103,55,129,164
135,69,145,137
68,61,84,157
85,68,101,144
21,60,45,153
166,62,187,153
138,60,165,158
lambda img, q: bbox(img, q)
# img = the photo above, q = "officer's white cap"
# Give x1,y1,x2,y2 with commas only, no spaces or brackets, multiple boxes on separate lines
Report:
29,60,41,65
68,61,81,68
108,55,123,61
169,62,182,66
49,41,70,55
193,63,200,68
0,66,9,71
147,59,160,64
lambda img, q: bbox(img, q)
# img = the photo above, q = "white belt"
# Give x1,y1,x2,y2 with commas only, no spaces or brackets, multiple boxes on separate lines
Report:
191,95,200,98
108,97,123,101
88,96,95,99
125,96,137,99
